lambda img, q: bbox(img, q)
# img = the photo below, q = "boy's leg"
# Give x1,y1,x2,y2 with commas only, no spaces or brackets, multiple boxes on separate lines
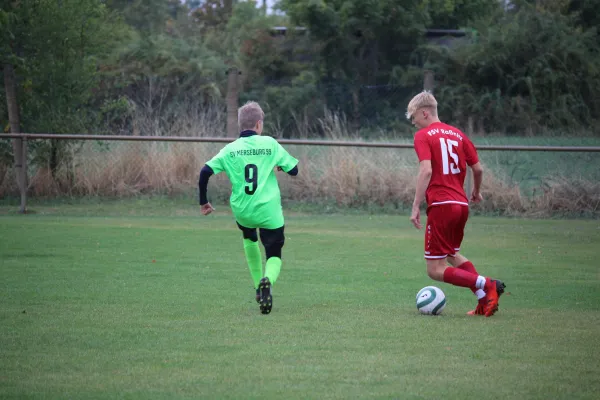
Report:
257,226,285,315
448,254,485,299
259,226,285,285
427,259,498,305
426,205,502,316
450,254,486,315
450,256,506,312
446,211,507,315
237,223,262,299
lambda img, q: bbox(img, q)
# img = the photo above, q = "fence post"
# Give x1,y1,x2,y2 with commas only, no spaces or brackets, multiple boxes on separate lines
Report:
19,138,28,213
11,137,27,213
226,67,240,137
423,69,435,92
4,63,27,213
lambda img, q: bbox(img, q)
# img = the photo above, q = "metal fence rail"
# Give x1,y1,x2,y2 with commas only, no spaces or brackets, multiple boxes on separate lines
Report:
1,133,600,214
2,133,600,152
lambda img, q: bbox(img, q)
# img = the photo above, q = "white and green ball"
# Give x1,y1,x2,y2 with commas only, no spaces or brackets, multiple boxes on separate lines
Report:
416,286,446,315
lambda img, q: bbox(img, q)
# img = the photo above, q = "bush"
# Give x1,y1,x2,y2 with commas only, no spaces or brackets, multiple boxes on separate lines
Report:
421,6,600,134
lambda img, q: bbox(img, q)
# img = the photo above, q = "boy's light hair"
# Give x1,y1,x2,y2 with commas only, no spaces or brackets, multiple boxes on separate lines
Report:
406,91,438,120
238,101,265,131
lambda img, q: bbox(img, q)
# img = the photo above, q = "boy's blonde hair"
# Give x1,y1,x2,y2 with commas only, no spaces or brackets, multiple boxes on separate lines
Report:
238,101,265,131
406,91,438,120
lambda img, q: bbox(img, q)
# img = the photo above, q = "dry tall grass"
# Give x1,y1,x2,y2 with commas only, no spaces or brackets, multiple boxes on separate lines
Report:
0,111,597,217
2,142,597,217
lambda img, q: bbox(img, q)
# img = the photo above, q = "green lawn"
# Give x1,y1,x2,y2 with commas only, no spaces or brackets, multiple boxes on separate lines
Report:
1,201,599,399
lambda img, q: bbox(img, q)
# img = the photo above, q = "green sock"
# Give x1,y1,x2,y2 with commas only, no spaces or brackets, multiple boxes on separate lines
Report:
265,257,282,285
243,239,262,289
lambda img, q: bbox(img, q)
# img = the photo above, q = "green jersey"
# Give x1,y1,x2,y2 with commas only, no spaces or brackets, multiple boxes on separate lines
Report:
206,132,298,229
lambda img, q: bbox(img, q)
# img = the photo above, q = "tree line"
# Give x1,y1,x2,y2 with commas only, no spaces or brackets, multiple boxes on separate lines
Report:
2,0,599,144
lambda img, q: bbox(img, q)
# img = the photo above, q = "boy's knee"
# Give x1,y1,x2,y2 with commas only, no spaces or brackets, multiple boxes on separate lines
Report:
426,269,438,280
265,244,282,259
242,230,258,242
263,237,284,259
237,223,258,242
426,261,446,281
448,253,467,267
260,228,285,259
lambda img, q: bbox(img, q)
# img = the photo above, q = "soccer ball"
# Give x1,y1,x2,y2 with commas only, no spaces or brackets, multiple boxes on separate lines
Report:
416,286,446,315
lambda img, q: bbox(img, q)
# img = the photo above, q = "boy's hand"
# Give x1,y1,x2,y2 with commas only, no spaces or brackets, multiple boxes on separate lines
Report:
200,203,215,216
470,191,483,203
410,206,422,230
275,166,282,172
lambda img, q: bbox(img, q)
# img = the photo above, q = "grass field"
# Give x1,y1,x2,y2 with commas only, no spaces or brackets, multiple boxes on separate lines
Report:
1,200,599,399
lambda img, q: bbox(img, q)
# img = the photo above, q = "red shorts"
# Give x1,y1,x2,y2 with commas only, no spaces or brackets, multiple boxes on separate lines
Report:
424,203,469,259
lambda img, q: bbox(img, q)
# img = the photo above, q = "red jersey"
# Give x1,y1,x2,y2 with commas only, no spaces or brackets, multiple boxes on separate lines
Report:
413,122,479,207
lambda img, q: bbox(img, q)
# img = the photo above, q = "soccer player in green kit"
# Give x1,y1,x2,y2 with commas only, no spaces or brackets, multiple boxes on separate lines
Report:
198,101,299,315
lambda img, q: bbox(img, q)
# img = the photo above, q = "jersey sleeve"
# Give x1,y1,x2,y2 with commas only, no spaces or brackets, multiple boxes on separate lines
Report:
205,146,228,174
274,141,298,172
413,132,431,161
463,137,479,166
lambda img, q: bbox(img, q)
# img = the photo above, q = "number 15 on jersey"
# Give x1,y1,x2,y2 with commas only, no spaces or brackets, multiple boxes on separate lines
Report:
439,138,460,175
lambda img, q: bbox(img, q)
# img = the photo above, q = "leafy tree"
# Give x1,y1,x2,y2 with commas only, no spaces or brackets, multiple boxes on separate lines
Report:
421,0,504,28
274,1,429,132
100,0,228,135
421,5,600,134
191,0,238,32
106,32,226,109
568,0,600,34
103,0,180,33
196,2,296,135
281,0,427,83
520,0,600,36
1,0,131,176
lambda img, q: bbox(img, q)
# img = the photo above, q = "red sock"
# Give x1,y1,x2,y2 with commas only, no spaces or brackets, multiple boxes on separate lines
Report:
457,261,479,294
443,267,478,290
457,261,478,275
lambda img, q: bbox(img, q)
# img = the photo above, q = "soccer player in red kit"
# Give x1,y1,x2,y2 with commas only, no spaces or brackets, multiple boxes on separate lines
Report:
406,91,505,317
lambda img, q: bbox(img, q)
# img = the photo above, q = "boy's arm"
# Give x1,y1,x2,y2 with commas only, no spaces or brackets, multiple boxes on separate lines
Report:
279,164,298,176
198,165,214,205
410,160,432,229
469,162,484,203
464,137,482,203
199,146,226,215
413,160,432,208
410,132,431,229
274,140,299,175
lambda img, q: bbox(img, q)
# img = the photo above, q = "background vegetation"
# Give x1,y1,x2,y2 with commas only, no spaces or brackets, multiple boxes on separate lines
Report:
3,0,599,137
1,0,599,216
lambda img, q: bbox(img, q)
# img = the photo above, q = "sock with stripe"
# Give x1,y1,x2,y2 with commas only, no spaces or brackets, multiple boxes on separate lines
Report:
243,239,262,289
